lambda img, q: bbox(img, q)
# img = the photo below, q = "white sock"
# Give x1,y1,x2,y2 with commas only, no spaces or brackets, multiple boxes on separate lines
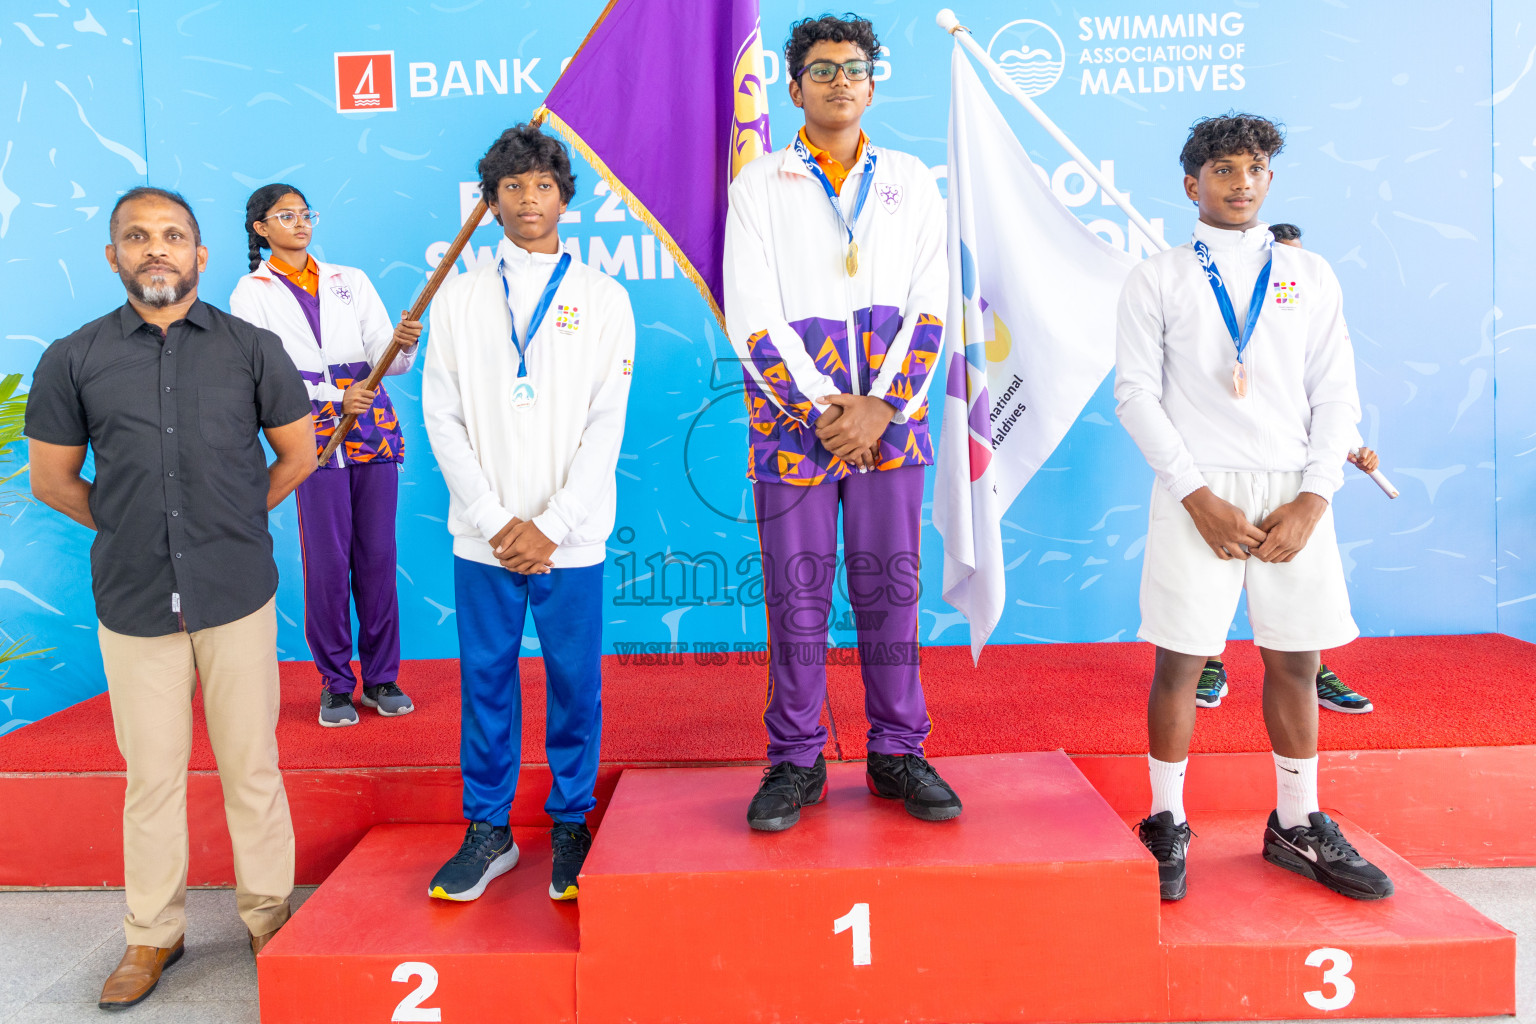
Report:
1273,753,1320,830
1148,754,1188,825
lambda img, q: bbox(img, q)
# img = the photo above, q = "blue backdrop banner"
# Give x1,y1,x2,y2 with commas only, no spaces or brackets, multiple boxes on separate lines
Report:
0,1,1530,732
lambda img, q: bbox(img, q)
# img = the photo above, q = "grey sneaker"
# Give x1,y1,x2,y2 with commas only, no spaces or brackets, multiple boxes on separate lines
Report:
319,690,359,727
359,681,415,717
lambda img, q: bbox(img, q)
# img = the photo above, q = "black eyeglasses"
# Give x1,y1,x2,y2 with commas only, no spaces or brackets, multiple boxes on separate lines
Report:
800,59,872,83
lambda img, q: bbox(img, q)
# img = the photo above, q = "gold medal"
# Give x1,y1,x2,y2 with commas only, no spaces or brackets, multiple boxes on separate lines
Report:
1232,360,1248,398
846,241,859,277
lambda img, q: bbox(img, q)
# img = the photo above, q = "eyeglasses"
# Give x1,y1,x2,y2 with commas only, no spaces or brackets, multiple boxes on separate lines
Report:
264,210,319,228
800,59,872,83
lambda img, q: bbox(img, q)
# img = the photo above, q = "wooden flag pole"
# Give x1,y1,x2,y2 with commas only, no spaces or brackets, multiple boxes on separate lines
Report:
316,102,555,467
315,194,488,466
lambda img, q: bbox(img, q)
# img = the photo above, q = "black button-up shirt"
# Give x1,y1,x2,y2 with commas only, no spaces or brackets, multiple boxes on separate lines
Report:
24,300,310,637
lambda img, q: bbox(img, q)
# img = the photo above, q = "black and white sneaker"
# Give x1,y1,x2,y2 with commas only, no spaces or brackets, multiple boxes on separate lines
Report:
318,690,359,728
866,752,963,821
427,822,518,901
358,681,415,716
1137,810,1193,901
746,754,827,832
549,821,593,901
1263,810,1394,900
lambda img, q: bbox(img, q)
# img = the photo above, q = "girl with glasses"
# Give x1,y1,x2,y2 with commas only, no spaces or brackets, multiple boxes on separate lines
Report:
230,183,423,729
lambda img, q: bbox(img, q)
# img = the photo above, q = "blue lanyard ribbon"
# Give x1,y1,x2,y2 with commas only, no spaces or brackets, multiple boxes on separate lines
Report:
499,251,571,378
1193,239,1272,364
795,135,878,247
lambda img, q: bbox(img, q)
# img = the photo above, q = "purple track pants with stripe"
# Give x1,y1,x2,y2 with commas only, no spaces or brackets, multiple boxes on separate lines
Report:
753,465,930,767
295,461,401,694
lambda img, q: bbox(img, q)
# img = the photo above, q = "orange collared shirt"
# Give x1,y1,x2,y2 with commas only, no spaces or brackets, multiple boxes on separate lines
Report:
798,126,868,196
268,254,320,298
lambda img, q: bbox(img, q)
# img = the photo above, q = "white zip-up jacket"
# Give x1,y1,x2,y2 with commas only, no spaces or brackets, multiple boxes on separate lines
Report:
1114,220,1361,502
422,237,635,569
230,259,415,468
723,139,947,485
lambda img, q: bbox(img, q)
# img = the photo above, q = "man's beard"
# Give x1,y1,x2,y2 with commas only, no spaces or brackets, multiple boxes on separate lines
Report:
123,265,197,308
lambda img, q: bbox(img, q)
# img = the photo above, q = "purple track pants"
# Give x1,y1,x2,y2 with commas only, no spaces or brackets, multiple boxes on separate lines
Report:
753,465,930,767
295,461,401,694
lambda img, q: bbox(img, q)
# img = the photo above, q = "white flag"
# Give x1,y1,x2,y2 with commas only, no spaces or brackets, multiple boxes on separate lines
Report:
933,44,1138,662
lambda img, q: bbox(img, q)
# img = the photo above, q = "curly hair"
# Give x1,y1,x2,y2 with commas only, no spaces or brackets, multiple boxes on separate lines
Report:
784,13,879,81
243,183,307,272
478,123,577,220
1179,113,1285,178
1269,222,1302,243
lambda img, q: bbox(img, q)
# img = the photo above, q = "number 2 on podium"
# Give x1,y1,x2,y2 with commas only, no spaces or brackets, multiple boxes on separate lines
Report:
391,961,441,1022
833,903,872,966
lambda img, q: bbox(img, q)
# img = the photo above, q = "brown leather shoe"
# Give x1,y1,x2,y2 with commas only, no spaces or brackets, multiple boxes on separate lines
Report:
249,900,292,956
98,938,184,1010
249,923,283,956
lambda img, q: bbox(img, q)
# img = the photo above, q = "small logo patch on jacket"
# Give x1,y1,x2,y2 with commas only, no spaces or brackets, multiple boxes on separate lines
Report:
331,284,353,304
876,183,903,213
555,304,580,334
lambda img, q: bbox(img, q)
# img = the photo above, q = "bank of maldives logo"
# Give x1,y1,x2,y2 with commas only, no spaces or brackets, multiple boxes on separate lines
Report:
335,51,396,113
986,20,1065,97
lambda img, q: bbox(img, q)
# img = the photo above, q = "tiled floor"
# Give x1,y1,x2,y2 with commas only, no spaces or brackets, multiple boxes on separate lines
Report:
0,871,1529,1023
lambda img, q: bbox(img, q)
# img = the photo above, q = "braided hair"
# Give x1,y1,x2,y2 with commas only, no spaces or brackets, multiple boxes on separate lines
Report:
244,183,308,271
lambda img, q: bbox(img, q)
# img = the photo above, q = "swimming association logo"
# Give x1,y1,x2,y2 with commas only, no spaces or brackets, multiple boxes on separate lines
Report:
986,20,1065,97
335,51,396,113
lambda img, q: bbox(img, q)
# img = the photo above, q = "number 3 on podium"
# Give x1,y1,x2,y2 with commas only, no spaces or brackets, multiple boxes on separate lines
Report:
1304,947,1355,1011
834,903,872,966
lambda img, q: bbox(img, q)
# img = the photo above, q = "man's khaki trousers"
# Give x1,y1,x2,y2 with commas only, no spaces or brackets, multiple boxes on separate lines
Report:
98,597,294,947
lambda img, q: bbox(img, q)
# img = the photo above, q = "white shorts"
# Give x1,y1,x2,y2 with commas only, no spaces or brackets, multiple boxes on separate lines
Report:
1137,471,1359,656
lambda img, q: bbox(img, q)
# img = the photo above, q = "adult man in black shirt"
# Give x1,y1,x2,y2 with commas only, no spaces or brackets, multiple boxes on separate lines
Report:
25,186,315,1010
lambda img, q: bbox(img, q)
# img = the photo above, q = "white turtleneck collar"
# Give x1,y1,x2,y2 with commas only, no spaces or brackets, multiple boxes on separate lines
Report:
1192,218,1272,253
496,234,564,270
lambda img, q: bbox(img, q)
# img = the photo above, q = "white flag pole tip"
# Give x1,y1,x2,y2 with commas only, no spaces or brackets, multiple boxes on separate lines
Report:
939,9,1168,251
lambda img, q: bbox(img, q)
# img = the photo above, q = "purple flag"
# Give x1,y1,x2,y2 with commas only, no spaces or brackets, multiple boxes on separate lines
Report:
539,0,771,327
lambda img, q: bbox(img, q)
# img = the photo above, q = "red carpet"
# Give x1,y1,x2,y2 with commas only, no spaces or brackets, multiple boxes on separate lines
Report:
2,634,1532,773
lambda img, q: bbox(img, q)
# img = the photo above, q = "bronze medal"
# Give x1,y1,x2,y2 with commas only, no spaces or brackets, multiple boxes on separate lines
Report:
1232,360,1248,398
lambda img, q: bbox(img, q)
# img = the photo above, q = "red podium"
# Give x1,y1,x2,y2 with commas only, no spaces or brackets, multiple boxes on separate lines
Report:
257,754,1514,1023
257,825,578,1024
577,752,1163,1024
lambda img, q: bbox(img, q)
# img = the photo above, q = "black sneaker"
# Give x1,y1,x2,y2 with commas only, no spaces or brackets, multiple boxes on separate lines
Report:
865,752,962,821
1195,659,1229,708
746,754,827,831
1137,810,1193,901
1263,810,1394,900
427,822,518,901
1315,665,1373,714
549,821,593,901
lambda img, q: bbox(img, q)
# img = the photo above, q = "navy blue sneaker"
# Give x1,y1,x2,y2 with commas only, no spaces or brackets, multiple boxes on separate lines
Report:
428,822,518,901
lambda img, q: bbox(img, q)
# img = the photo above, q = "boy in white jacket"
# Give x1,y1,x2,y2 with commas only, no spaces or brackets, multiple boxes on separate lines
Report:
1114,114,1391,902
422,125,635,903
724,15,959,832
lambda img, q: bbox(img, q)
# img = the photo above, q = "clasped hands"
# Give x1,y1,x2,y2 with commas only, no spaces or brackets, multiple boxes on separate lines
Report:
813,393,897,471
340,310,423,417
490,517,556,575
1181,487,1326,564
